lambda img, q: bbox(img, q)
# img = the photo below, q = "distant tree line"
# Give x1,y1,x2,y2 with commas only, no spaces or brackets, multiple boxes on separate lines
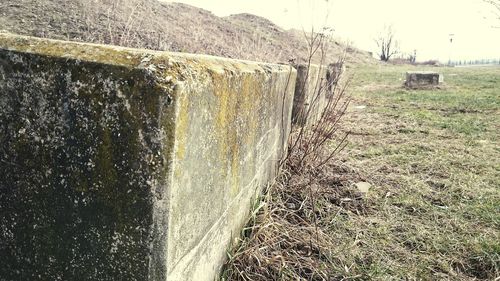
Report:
449,58,500,66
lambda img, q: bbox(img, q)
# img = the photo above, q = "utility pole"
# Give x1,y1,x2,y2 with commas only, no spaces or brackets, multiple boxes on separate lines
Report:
448,33,454,66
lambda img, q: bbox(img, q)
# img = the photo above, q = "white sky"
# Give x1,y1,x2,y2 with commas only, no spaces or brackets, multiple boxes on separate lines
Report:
166,0,500,62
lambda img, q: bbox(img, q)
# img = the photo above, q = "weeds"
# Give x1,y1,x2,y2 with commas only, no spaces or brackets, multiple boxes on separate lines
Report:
81,0,164,50
222,64,500,280
222,27,354,280
286,31,351,173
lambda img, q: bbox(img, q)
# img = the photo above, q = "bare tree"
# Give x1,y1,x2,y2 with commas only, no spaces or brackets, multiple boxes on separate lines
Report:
409,49,417,64
485,0,500,13
374,25,399,62
485,0,500,25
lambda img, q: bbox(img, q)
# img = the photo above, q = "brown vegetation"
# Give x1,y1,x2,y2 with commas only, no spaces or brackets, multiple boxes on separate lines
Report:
374,25,399,62
222,29,355,281
0,0,375,65
222,64,500,280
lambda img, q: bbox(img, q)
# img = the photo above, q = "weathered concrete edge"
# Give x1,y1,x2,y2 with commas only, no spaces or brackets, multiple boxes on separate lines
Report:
0,32,298,280
0,32,179,280
166,55,297,279
167,148,279,279
0,32,287,73
292,63,329,126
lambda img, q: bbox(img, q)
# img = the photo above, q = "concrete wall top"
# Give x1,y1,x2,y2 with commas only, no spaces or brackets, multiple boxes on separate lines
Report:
0,32,291,75
0,32,296,280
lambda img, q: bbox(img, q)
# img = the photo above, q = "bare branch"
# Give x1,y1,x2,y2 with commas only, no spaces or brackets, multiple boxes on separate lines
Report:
374,25,399,62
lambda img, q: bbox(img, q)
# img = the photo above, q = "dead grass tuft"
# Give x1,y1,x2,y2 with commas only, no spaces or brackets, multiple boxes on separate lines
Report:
222,161,364,281
222,65,500,280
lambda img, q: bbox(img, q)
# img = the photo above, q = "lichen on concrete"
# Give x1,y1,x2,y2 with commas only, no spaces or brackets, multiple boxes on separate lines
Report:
292,63,330,126
0,32,298,281
0,32,177,280
405,71,441,88
166,55,296,281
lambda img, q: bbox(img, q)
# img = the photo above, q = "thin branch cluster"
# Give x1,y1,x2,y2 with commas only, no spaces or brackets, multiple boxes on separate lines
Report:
374,25,399,62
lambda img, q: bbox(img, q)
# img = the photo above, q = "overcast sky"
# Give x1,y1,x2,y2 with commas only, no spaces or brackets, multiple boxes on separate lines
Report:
166,0,499,62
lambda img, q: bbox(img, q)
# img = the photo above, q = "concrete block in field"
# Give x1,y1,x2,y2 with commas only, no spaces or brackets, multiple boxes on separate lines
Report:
326,62,345,96
0,33,296,280
405,71,441,88
291,63,330,126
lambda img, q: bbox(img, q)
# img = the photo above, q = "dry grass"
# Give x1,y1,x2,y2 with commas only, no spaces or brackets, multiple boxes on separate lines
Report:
221,164,362,280
222,65,500,280
0,0,375,65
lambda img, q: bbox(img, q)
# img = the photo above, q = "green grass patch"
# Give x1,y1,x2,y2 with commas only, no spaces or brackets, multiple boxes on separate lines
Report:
331,65,500,280
222,65,499,281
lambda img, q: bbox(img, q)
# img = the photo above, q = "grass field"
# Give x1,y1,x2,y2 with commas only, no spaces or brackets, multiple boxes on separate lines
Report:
330,64,500,280
223,64,499,280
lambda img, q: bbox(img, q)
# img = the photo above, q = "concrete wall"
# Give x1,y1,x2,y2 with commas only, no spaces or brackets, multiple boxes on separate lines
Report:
166,50,296,281
291,63,341,126
326,62,345,96
0,33,296,281
405,71,441,88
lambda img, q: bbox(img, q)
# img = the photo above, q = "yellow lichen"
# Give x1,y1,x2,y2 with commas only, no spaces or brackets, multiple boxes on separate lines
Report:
0,32,169,69
174,92,190,160
208,69,270,197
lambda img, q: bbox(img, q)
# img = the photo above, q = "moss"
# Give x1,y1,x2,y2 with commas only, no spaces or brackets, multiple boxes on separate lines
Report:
0,40,177,280
208,69,269,197
175,92,190,160
1,32,297,281
0,32,153,68
240,74,260,146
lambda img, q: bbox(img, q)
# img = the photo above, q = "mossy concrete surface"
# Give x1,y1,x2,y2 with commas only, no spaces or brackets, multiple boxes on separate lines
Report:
405,71,441,88
291,64,331,126
166,46,296,281
0,33,296,280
